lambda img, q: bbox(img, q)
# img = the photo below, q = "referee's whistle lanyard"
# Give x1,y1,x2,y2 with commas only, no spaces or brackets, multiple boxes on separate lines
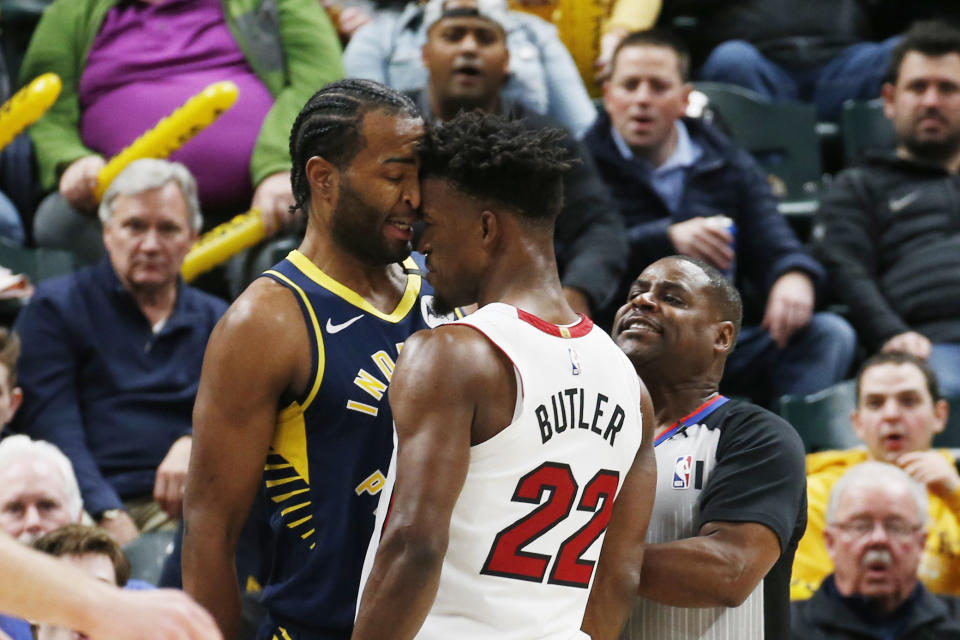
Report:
653,395,730,447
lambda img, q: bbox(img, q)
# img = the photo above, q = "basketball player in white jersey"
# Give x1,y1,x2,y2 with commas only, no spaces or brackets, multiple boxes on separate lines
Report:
352,112,657,640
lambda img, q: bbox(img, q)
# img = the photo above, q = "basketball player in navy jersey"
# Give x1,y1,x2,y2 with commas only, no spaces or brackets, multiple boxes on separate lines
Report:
609,255,807,640
183,80,444,640
352,112,657,640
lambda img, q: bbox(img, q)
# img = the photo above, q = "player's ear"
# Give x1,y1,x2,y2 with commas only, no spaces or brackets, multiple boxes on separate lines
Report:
479,209,499,246
305,156,340,208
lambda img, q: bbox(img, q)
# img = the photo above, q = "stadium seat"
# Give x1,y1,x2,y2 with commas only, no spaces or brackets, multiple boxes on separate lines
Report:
933,396,960,449
123,529,176,586
0,236,74,283
777,379,862,453
0,237,74,325
840,98,895,167
694,81,823,221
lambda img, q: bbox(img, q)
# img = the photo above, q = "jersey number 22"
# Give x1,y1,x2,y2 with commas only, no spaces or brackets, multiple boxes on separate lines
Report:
480,461,619,588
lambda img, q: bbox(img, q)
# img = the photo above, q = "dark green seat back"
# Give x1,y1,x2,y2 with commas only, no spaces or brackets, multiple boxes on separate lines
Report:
0,236,74,283
122,529,176,586
695,81,822,204
778,380,862,453
840,98,896,166
933,396,960,448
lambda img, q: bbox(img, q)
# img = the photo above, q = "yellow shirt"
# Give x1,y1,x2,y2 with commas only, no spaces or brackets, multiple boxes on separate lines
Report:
791,448,960,600
509,0,662,97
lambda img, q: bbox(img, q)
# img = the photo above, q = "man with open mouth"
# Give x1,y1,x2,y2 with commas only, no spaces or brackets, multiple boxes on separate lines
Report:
794,351,960,603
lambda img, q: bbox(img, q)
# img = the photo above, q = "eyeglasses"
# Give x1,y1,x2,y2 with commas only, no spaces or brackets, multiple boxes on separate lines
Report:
831,518,922,538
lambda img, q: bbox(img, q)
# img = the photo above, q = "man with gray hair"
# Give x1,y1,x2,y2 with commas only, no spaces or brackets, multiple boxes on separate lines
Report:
13,158,227,545
0,434,84,639
0,435,83,544
791,462,960,638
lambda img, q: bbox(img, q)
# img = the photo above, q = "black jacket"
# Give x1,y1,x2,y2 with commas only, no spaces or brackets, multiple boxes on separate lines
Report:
407,89,629,312
813,153,960,350
583,111,824,325
791,576,960,639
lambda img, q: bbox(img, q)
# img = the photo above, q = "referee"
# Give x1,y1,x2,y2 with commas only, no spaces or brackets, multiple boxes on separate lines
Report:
609,255,807,640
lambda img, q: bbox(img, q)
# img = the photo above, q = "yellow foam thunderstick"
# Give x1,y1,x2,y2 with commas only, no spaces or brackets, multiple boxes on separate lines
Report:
94,80,239,201
181,208,266,282
0,73,62,152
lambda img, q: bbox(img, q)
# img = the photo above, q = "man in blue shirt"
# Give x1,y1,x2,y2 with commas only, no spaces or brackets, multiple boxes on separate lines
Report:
584,29,856,407
13,159,227,545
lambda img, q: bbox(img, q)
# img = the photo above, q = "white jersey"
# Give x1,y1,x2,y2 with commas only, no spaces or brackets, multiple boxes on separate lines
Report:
359,302,645,640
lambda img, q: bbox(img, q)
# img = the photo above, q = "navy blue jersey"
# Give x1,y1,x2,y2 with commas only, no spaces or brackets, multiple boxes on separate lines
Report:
256,250,442,640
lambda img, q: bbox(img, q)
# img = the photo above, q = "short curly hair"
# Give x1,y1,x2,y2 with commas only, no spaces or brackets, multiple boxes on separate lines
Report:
420,111,577,225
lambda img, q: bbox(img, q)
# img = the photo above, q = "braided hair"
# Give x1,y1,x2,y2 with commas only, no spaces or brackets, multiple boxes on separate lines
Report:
288,79,419,214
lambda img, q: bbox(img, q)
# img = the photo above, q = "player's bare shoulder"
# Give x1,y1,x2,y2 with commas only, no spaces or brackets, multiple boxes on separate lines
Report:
201,277,311,397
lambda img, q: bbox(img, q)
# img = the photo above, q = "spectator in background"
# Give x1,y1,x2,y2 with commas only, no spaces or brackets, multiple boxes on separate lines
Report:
815,21,960,397
696,0,898,120
19,0,343,265
791,462,960,639
344,0,597,136
409,0,628,316
32,524,132,640
0,436,83,545
0,435,83,640
13,160,227,546
584,30,855,406
792,352,960,601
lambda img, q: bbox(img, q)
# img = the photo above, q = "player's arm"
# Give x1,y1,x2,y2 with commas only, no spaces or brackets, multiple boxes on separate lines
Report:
582,378,657,640
352,326,507,640
182,280,307,639
0,532,222,640
636,520,781,607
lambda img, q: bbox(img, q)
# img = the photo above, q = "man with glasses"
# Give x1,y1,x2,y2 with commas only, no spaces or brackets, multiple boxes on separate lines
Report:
791,462,960,638
792,352,960,600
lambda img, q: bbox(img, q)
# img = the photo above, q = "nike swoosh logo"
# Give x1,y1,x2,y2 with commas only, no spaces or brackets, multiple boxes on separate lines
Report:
326,315,363,334
889,191,920,213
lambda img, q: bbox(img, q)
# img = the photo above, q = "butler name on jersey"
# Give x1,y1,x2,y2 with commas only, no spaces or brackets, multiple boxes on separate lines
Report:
535,386,627,446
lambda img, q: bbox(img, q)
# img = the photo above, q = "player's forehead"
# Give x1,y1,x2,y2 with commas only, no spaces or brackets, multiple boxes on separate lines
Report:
422,177,477,215
355,109,425,166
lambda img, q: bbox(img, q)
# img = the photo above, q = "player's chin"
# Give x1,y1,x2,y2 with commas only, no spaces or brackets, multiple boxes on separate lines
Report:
430,290,458,317
384,239,413,264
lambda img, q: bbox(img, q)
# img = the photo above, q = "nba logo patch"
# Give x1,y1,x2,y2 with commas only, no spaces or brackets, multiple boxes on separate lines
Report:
673,456,692,489
568,348,582,375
